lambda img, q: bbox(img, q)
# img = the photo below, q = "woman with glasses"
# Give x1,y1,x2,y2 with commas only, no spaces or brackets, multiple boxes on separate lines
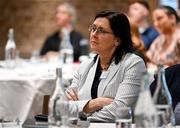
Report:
66,10,147,122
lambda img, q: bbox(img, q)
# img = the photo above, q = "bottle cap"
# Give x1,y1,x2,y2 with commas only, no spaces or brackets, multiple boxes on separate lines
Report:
8,28,14,39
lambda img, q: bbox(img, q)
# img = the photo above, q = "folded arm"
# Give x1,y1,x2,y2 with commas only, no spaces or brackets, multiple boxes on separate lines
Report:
87,58,146,122
66,87,113,113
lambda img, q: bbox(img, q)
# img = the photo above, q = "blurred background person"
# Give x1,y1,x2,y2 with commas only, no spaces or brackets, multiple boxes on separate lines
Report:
128,0,159,50
146,6,180,70
128,17,148,63
150,64,180,125
40,2,89,62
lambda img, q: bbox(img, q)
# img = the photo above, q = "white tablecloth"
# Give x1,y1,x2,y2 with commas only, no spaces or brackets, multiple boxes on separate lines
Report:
89,123,180,128
0,73,56,123
0,122,179,128
0,60,58,122
89,123,115,128
0,59,80,122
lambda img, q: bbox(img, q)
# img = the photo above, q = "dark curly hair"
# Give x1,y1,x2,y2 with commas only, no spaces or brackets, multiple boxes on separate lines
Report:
94,10,134,64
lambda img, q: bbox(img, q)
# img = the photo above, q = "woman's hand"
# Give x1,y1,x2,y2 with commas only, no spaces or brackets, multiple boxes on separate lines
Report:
83,97,113,113
66,87,79,101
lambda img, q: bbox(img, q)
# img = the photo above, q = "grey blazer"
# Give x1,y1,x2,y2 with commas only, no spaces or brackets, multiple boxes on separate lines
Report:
68,53,146,122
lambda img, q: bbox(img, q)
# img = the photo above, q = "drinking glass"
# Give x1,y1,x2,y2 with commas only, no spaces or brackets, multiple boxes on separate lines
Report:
157,111,166,127
156,104,174,127
68,103,79,127
55,100,69,127
30,50,39,63
115,107,132,128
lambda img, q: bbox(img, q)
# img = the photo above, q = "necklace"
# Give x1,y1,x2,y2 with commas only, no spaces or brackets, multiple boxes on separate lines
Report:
100,64,109,71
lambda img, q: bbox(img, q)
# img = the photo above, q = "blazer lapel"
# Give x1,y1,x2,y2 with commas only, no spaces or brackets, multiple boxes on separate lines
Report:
98,61,121,96
78,58,99,100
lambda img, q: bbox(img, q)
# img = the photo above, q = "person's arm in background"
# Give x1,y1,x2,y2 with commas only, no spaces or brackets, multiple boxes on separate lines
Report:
40,39,59,60
146,40,157,64
40,38,50,56
40,32,60,60
141,27,159,50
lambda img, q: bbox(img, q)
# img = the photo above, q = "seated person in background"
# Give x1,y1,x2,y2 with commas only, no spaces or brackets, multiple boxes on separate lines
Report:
150,64,180,110
129,17,148,63
40,3,89,62
66,10,147,122
146,6,180,70
128,0,159,50
150,64,180,125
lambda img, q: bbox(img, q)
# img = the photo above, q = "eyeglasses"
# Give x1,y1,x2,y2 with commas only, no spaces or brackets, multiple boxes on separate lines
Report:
88,24,113,35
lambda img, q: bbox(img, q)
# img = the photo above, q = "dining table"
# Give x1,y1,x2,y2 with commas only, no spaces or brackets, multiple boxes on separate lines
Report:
0,59,80,123
0,120,180,128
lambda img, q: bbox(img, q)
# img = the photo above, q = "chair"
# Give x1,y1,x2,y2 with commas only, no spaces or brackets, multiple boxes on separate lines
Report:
42,95,50,115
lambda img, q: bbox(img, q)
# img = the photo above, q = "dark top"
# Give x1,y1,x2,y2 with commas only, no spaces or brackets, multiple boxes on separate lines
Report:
40,30,89,62
141,26,159,50
150,64,180,109
91,59,102,99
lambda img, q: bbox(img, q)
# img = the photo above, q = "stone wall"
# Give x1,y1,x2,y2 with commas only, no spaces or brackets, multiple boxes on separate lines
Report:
0,0,129,59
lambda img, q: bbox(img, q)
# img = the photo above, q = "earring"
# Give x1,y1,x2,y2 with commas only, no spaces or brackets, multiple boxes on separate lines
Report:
115,42,119,46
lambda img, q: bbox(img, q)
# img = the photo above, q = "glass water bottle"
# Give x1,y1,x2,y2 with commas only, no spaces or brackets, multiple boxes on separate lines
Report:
48,67,69,127
134,71,157,128
153,64,175,127
5,28,16,68
59,28,73,64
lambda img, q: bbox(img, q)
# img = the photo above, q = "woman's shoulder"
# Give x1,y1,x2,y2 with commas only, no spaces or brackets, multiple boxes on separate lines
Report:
120,53,145,67
119,53,146,72
148,34,164,50
80,58,94,66
78,57,95,70
123,53,144,62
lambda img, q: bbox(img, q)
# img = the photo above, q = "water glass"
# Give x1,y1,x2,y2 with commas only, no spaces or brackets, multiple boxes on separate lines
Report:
68,103,79,127
30,50,39,63
55,100,69,127
115,107,132,128
59,49,73,64
157,111,166,127
156,105,174,127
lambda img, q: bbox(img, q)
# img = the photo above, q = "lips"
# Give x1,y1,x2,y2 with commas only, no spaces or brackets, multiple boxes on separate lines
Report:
91,40,96,43
90,40,98,44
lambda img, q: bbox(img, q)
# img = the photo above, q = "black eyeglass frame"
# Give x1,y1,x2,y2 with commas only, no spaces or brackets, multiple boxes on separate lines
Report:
88,24,114,35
